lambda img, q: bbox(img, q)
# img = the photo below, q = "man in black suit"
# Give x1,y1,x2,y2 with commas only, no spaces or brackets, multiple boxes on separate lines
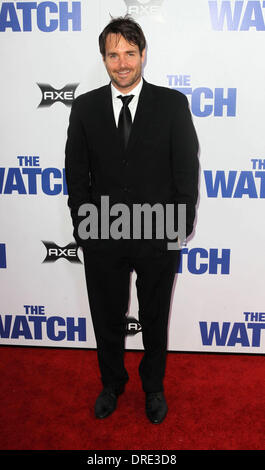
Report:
65,16,199,424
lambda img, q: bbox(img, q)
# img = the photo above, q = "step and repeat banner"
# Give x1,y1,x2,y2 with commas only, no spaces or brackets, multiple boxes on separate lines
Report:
1,0,265,353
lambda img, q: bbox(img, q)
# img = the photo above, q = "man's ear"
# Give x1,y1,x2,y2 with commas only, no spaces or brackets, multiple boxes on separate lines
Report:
141,48,146,64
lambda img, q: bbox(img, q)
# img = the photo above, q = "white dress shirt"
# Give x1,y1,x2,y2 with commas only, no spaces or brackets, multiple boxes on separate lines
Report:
111,77,143,127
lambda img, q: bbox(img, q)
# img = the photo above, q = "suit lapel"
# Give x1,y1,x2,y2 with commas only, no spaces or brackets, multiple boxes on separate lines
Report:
98,80,156,157
94,83,123,158
100,83,120,141
126,79,155,156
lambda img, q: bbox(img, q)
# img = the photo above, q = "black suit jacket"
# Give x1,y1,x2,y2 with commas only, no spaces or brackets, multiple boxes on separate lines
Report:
65,78,199,252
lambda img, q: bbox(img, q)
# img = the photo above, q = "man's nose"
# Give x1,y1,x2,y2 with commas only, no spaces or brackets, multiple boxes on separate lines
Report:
118,55,127,68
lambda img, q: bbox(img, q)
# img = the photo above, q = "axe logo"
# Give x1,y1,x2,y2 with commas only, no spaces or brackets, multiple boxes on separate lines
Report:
123,0,164,18
125,316,142,336
42,241,81,263
37,83,79,107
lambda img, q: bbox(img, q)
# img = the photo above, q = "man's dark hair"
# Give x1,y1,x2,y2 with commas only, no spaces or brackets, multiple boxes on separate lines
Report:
99,16,146,58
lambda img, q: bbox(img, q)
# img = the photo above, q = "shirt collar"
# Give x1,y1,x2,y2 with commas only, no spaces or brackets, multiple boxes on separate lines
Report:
111,77,143,101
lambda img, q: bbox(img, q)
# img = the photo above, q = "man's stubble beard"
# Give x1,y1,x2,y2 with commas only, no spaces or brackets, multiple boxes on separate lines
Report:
110,67,142,92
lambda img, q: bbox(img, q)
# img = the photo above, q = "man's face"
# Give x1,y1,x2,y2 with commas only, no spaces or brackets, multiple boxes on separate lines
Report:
103,33,145,93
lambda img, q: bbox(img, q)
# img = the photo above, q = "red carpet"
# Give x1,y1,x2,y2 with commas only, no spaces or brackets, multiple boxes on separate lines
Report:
0,346,265,450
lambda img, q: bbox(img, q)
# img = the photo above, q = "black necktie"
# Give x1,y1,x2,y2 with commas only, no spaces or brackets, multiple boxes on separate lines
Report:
118,95,134,148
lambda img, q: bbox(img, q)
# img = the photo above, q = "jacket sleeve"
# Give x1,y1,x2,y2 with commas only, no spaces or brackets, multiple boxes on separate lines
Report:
65,99,91,246
171,94,199,240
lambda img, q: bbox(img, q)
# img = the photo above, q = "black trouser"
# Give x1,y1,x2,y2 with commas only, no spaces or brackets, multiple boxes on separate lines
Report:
83,240,180,393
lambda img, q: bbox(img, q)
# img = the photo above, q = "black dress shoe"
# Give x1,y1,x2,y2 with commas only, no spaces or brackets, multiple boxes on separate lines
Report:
94,385,124,419
145,392,168,424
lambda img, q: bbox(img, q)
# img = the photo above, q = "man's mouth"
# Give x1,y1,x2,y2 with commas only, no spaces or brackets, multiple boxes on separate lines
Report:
117,70,131,78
